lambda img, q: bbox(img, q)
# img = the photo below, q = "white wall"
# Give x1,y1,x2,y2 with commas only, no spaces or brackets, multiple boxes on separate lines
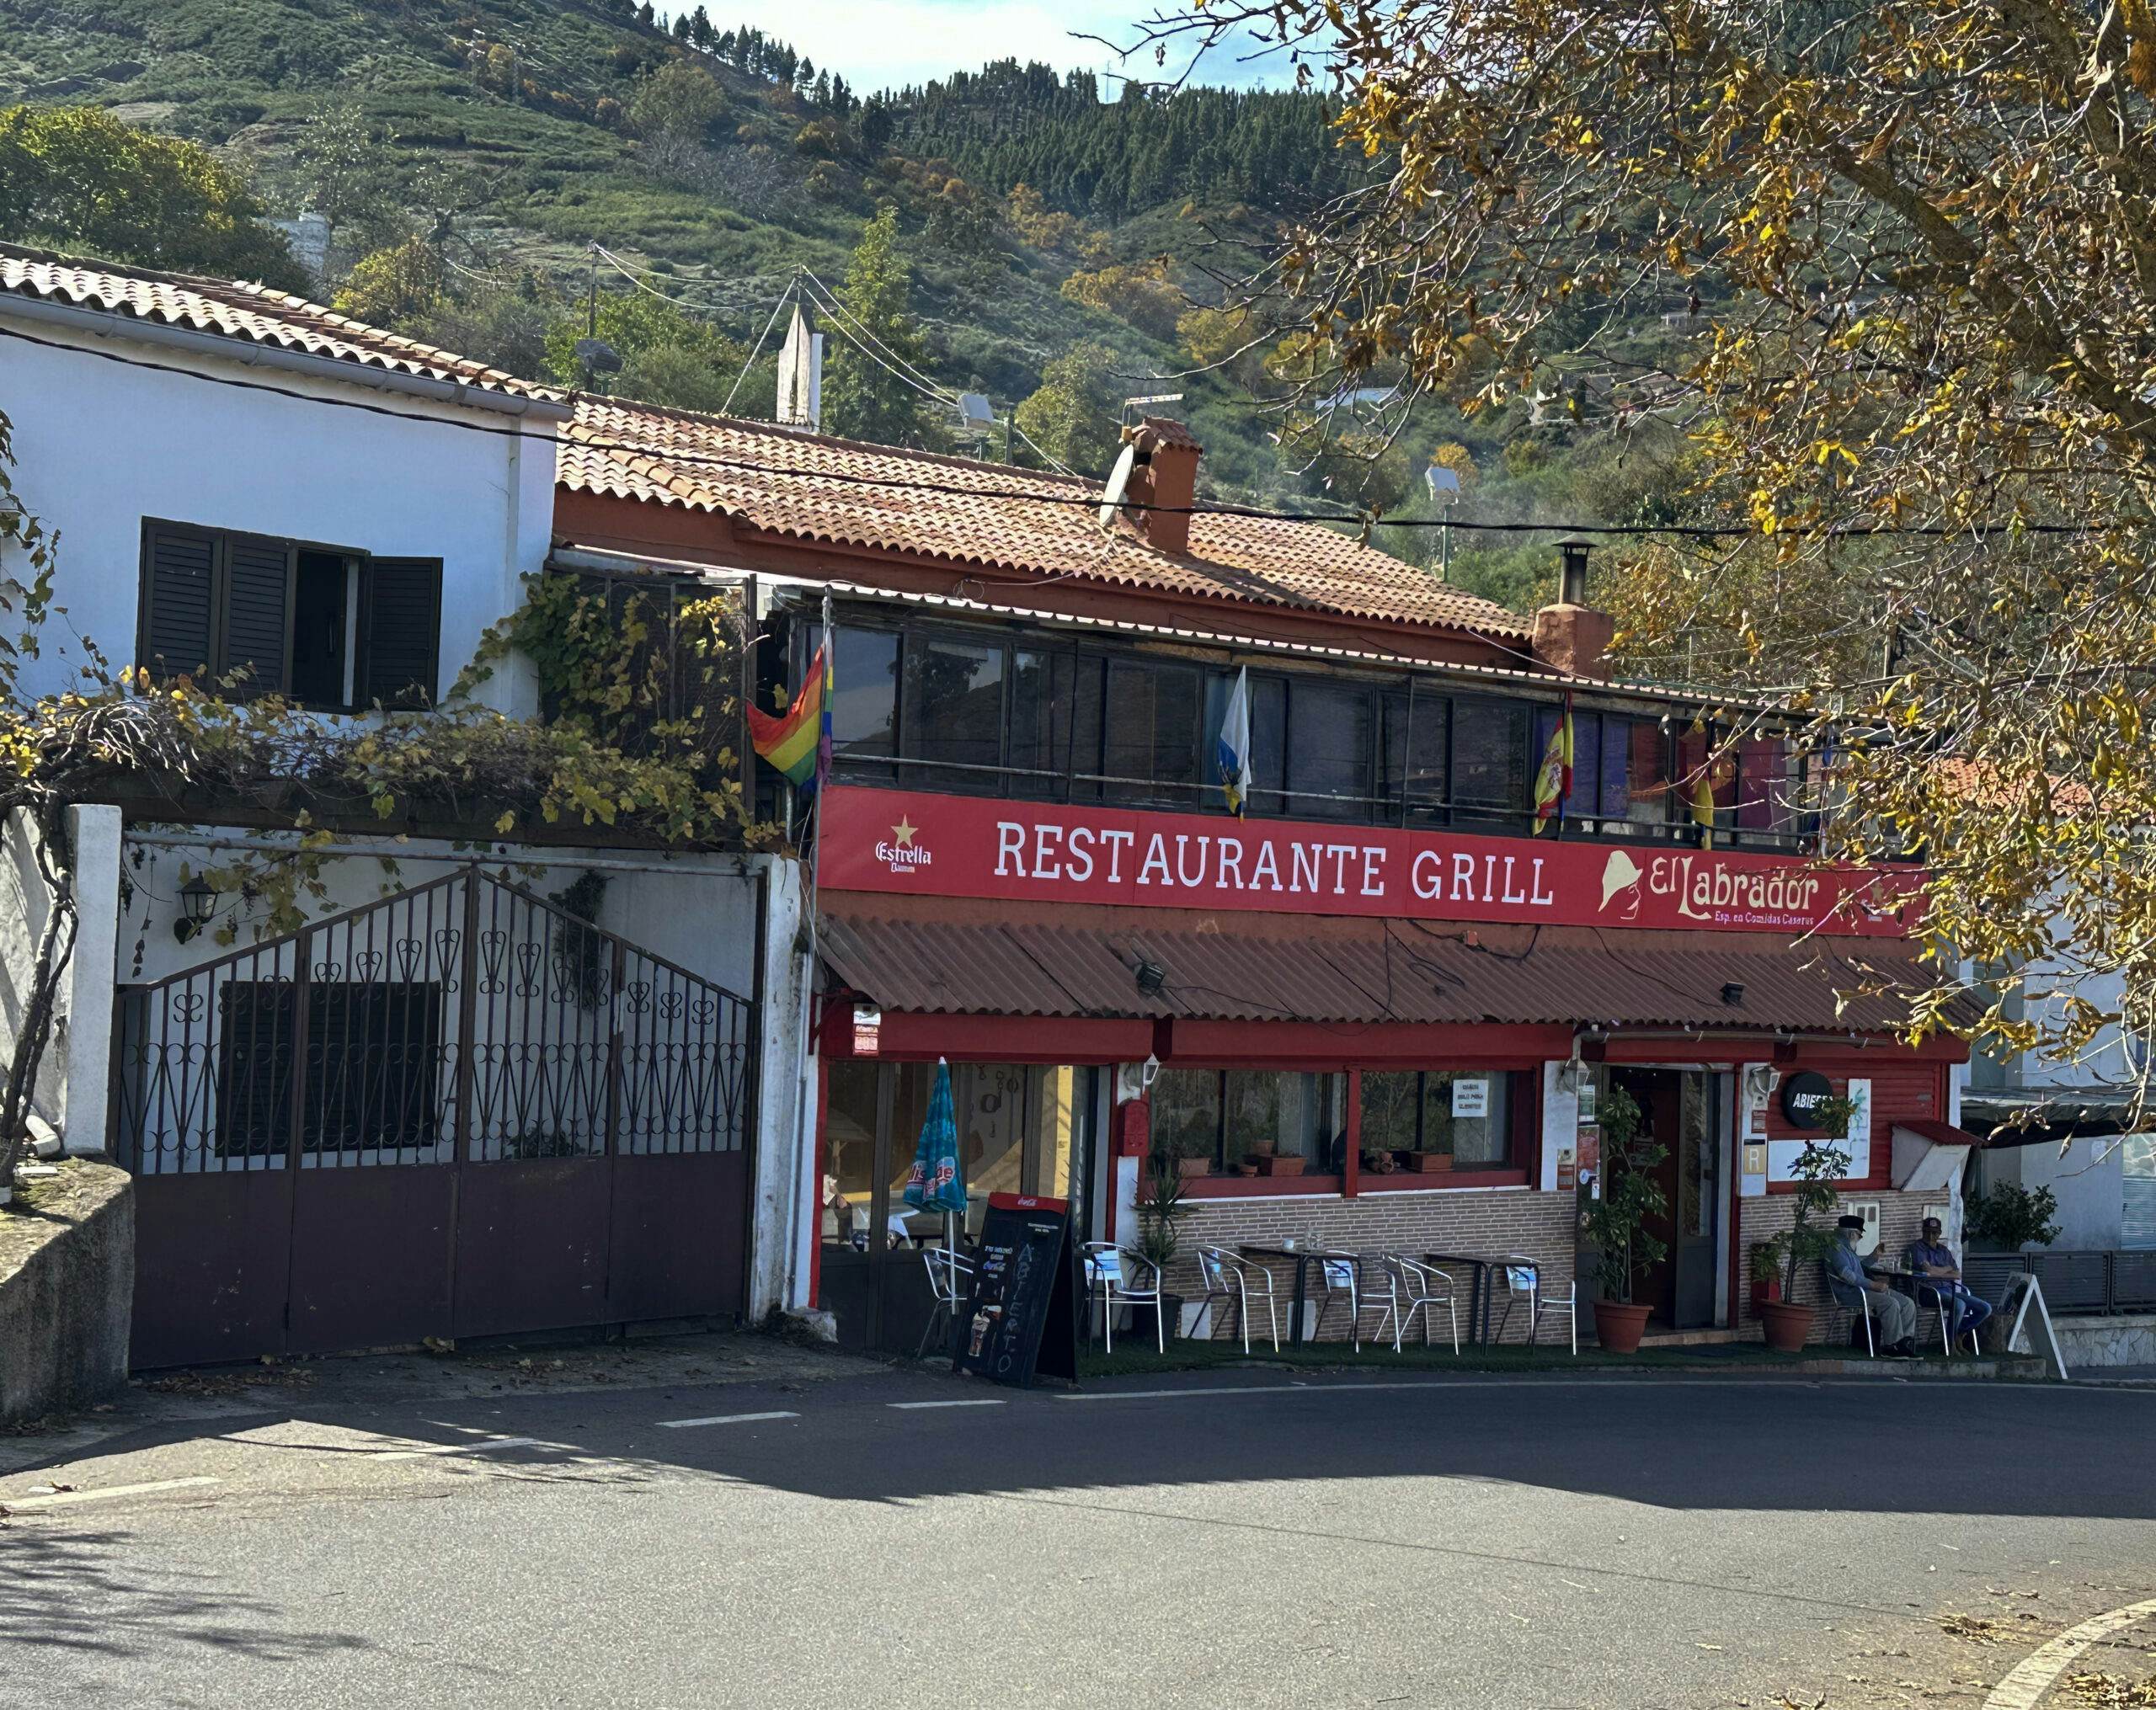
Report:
1979,1137,2126,1250
0,317,553,712
0,804,120,1154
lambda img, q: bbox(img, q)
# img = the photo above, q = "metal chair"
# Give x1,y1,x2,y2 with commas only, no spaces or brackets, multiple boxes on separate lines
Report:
1822,1264,1876,1356
1082,1242,1165,1353
1195,1246,1279,1354
1913,1280,1984,1356
1370,1255,1460,1354
1310,1251,1363,1346
916,1244,974,1361
1494,1255,1577,1356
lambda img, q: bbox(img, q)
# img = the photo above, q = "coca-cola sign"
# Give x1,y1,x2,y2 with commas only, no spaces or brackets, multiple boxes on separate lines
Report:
818,786,1917,937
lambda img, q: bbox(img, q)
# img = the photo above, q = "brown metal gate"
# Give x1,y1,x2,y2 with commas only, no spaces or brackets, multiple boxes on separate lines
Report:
111,866,758,1368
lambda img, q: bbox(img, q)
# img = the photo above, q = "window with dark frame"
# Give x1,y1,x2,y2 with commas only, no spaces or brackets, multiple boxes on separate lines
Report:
1147,1068,1346,1172
1358,1068,1522,1169
137,520,441,710
213,979,446,1157
802,611,1808,850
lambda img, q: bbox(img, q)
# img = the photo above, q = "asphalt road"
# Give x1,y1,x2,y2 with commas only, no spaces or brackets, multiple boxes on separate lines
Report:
3,1356,2153,1710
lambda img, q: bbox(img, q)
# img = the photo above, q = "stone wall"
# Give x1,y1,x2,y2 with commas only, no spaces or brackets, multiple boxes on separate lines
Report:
1163,1187,1577,1345
0,1159,132,1425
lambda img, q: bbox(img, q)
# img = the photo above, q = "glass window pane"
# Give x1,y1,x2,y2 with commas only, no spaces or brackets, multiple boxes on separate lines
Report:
888,1063,938,1246
1360,1070,1420,1153
1453,700,1529,810
1421,1071,1510,1166
1204,673,1287,814
822,1060,880,1250
825,626,898,761
1225,1070,1346,1168
1625,720,1672,825
1023,1064,1091,1201
1599,718,1633,818
1383,693,1447,819
1105,662,1200,802
905,638,1004,780
1069,656,1105,799
1678,726,1736,828
1150,1068,1222,1169
957,1063,1027,1237
1286,683,1373,821
1736,737,1791,832
1531,707,1600,816
1007,650,1057,797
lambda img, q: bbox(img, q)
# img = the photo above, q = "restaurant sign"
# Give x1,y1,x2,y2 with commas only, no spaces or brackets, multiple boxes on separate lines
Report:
819,786,1917,937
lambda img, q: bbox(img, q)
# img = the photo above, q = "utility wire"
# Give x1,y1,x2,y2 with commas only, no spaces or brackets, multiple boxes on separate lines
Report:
0,322,2105,541
723,274,795,413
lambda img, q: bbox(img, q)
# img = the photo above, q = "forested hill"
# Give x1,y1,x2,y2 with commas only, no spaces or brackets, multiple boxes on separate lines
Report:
883,63,1350,221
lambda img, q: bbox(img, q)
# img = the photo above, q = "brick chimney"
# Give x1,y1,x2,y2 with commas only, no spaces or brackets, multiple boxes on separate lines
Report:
1531,536,1615,679
1123,417,1203,557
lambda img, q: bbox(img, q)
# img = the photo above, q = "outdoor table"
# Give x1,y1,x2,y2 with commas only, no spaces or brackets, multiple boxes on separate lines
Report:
1424,1251,1518,1345
1237,1244,1357,1350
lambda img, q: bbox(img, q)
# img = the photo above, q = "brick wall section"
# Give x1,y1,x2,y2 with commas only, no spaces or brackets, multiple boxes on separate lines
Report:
1163,1189,1577,1345
1734,1189,1945,1334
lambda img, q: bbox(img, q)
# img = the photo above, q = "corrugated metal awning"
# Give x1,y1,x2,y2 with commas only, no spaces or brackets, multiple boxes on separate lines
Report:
818,893,1967,1035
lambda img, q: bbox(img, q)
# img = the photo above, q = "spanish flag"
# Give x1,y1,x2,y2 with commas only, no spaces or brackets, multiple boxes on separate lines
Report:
1532,697,1573,834
747,643,830,790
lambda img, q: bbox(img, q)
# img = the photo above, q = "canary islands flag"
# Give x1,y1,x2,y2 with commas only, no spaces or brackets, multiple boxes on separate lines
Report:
747,642,830,790
1532,699,1573,834
1216,667,1252,817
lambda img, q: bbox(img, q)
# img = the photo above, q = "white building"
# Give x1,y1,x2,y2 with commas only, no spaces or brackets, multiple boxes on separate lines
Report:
0,245,810,1366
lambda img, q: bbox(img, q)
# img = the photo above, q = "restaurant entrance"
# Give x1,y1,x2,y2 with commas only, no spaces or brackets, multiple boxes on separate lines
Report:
819,1059,1101,1355
1613,1068,1727,1330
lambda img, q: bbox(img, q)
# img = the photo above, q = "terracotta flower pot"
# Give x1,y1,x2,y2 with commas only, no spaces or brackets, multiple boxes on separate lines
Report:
1593,1300,1652,1354
1254,1154,1305,1177
1758,1300,1814,1354
1176,1157,1212,1180
1396,1151,1454,1174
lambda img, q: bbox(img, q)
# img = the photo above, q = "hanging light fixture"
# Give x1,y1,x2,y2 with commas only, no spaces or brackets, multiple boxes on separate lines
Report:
175,871,217,944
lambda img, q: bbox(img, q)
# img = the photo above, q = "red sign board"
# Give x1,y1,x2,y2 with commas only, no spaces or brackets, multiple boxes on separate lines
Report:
818,786,1917,937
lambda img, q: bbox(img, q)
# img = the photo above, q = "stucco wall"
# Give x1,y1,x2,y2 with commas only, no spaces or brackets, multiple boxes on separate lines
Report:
0,317,552,713
0,805,121,1154
0,1160,132,1424
1977,1137,2124,1251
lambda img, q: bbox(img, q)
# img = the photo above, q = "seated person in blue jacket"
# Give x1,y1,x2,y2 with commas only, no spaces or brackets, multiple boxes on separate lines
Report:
1906,1216,1993,1347
1825,1213,1917,1356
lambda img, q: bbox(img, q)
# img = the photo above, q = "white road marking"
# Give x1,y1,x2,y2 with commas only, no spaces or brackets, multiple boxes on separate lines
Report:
655,1410,800,1430
1983,1595,2156,1710
373,1436,543,1460
889,1399,1007,1410
1053,1377,2028,1402
1,1476,220,1510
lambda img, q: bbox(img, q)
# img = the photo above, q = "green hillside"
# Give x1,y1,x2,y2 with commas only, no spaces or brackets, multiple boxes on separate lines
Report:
0,0,1693,614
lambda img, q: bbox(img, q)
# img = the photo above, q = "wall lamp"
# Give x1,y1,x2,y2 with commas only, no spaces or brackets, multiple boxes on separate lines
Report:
1134,958,1167,997
174,872,217,944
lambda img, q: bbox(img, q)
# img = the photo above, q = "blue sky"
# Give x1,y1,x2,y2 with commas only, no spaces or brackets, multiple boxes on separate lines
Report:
668,3,1304,94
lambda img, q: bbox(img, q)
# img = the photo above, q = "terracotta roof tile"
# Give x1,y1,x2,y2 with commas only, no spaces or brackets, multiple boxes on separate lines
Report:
0,242,557,402
1135,415,1203,452
558,397,1532,640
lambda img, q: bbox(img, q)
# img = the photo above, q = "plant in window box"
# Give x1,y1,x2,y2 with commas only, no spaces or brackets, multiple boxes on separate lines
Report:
1760,1101,1857,1353
1396,1146,1454,1175
1164,1125,1214,1180
1249,1137,1305,1177
1579,1084,1667,1353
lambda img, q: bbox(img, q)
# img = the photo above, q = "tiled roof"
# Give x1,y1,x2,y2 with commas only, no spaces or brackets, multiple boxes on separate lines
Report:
0,243,557,402
559,397,1534,640
819,893,1978,1034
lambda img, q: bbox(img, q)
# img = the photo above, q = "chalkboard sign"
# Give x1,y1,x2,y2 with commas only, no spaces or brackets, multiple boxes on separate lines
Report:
954,1193,1077,1388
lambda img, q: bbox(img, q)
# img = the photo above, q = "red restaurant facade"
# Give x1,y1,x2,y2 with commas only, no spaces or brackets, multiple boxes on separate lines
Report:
550,404,1973,1354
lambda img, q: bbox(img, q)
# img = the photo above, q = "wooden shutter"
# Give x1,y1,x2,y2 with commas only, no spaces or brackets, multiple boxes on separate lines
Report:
221,534,295,699
137,524,218,681
358,558,442,709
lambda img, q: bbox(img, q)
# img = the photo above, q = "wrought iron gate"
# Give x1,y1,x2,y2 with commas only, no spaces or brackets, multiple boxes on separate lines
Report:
112,866,757,1368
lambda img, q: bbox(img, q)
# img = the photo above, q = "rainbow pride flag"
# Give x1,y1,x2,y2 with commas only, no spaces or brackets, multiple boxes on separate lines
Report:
747,642,830,790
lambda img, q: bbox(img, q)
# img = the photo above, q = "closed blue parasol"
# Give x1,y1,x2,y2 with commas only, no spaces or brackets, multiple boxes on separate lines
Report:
902,1057,968,1218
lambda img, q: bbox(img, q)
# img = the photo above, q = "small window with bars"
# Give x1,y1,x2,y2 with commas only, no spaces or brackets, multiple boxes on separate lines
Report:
138,520,441,710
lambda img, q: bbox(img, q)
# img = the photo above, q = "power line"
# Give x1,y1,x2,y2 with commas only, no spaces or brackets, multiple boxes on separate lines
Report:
0,322,2106,541
724,275,794,413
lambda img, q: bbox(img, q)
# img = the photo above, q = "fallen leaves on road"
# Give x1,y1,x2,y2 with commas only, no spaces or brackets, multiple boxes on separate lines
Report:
1939,1613,2007,1643
2065,1672,2156,1707
139,1366,315,1398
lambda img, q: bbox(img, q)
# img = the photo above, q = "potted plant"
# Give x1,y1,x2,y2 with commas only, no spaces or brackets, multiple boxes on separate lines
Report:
1396,1142,1454,1174
1136,1153,1193,1337
1580,1084,1667,1353
1748,1240,1785,1313
1168,1126,1213,1180
1251,1137,1305,1176
1761,1102,1856,1352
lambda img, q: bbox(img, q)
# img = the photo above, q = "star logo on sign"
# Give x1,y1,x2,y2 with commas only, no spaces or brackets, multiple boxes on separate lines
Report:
891,816,917,847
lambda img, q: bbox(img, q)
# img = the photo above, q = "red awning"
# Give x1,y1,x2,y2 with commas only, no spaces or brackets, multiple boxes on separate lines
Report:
818,892,1969,1036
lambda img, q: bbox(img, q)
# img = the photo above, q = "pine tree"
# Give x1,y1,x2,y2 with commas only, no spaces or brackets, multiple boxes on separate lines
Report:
820,206,931,447
636,1,654,25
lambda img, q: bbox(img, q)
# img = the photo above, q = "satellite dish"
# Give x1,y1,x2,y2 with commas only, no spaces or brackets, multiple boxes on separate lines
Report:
1097,442,1138,530
574,338,622,376
1426,465,1462,505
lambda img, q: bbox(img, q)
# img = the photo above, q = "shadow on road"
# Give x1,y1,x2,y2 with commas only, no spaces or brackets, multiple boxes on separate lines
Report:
0,1526,373,1662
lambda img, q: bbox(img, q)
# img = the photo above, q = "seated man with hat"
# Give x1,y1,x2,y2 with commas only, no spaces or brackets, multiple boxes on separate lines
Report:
1906,1215,1993,1350
1823,1212,1917,1357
